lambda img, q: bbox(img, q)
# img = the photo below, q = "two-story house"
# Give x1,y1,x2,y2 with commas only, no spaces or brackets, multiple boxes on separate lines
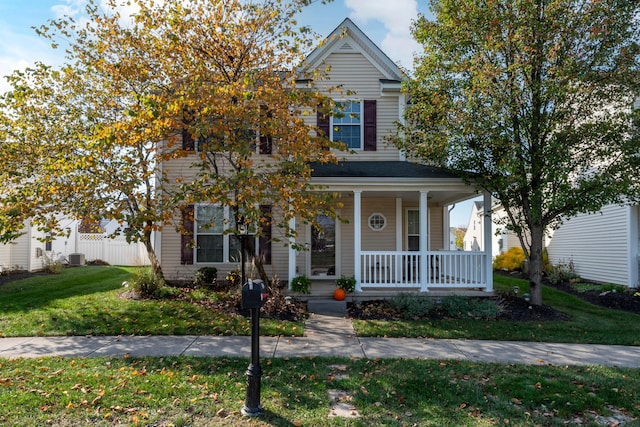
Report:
157,18,494,295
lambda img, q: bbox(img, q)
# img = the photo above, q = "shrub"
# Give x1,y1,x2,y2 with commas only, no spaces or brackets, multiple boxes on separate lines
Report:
572,282,626,293
391,293,434,319
439,295,502,320
153,285,180,299
193,267,218,287
130,267,165,297
42,252,63,274
225,270,241,287
493,247,525,272
544,260,579,285
290,275,312,294
335,275,356,293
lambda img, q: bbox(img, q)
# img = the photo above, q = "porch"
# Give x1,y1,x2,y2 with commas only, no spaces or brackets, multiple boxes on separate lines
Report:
286,161,494,294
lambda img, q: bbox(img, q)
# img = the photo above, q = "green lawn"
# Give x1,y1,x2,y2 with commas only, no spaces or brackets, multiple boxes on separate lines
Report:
352,275,640,345
0,356,638,426
0,266,302,337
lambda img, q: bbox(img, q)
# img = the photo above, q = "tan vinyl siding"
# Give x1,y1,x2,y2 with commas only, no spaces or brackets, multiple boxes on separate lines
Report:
429,206,444,250
546,204,632,286
311,52,402,161
361,198,396,251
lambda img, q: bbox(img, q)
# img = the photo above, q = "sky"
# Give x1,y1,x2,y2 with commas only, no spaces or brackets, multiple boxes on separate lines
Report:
0,0,430,94
0,0,476,227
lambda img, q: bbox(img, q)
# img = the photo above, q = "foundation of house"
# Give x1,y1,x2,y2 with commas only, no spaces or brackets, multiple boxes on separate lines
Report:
286,280,495,302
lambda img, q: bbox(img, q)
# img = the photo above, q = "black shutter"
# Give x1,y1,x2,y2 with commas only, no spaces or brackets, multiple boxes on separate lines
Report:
317,110,330,138
364,100,377,151
317,110,330,151
182,129,195,151
259,135,272,154
259,106,273,154
181,205,194,265
259,205,272,264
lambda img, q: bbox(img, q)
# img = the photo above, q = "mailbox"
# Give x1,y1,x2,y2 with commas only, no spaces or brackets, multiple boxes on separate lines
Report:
241,280,267,310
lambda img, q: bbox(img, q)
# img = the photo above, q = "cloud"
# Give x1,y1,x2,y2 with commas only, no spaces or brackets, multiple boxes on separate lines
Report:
0,27,57,95
344,0,421,70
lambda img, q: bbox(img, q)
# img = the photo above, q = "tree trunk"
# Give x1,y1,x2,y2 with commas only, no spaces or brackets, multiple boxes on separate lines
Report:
143,229,164,280
527,224,545,306
245,238,270,289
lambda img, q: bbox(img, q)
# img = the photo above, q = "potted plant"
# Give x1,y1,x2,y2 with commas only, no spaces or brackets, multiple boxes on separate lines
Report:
290,275,312,294
334,275,356,300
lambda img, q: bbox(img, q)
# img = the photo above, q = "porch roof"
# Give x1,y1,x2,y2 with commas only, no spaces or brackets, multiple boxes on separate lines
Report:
309,161,461,179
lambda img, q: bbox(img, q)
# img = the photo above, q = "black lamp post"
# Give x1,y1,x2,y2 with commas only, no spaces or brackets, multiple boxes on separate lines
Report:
238,222,263,417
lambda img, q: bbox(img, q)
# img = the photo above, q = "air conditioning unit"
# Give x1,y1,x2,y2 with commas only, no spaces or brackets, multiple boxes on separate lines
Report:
69,253,86,266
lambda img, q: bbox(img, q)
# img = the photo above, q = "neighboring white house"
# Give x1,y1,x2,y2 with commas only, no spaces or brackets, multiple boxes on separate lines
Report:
463,200,520,258
0,218,151,272
546,204,639,287
0,222,48,272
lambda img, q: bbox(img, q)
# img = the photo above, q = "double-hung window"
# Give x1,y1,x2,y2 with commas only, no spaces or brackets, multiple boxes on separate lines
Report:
407,209,421,251
331,101,362,150
195,205,225,263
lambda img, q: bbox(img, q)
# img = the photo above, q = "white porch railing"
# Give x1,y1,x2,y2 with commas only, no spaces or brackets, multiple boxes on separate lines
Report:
360,251,489,290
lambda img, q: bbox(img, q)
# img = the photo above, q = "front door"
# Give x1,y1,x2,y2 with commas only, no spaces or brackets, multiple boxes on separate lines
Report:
310,214,336,278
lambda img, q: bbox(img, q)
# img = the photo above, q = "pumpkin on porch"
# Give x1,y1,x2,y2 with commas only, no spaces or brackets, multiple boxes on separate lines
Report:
333,288,346,301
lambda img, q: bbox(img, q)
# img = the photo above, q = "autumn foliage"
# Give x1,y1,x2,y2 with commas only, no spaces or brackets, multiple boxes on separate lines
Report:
0,0,342,279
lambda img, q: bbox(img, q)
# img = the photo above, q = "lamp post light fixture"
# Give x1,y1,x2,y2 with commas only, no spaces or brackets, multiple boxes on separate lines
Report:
238,220,263,417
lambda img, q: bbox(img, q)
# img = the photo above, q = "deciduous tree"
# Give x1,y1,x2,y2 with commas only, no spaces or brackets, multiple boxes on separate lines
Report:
398,0,640,305
0,0,341,281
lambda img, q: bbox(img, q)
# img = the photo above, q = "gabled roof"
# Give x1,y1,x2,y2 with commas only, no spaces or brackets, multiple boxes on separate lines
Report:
300,18,405,82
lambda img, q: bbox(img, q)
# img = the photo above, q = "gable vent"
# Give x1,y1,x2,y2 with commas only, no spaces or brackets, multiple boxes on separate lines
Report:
339,42,355,52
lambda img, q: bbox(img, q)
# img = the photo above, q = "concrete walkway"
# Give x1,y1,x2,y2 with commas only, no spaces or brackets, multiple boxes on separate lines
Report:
1,304,640,367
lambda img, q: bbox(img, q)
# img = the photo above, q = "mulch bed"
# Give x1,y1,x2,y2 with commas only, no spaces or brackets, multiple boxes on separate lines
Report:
348,272,640,322
348,296,571,322
0,270,49,286
499,270,640,316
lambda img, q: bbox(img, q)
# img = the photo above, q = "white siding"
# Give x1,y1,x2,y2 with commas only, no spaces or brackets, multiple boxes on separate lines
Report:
0,242,13,270
546,204,635,286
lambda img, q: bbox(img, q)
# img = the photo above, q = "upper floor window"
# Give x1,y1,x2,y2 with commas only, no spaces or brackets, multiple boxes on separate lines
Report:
332,101,362,149
317,99,376,151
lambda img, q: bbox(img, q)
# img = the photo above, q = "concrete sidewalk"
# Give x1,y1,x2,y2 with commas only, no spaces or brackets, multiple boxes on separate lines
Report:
1,310,639,367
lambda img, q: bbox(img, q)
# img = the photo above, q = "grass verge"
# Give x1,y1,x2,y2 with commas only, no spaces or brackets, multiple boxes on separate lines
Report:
352,275,640,345
0,356,638,426
0,266,302,337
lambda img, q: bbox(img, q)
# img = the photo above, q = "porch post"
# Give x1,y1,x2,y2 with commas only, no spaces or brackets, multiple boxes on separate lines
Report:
396,198,402,283
354,190,362,292
483,190,493,292
420,190,428,292
287,215,296,290
443,205,450,250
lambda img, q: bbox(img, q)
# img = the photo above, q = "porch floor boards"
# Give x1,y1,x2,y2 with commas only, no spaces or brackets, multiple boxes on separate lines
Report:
286,280,494,302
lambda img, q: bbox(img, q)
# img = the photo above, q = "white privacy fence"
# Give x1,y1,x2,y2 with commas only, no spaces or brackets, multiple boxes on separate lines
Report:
360,251,489,289
77,234,151,266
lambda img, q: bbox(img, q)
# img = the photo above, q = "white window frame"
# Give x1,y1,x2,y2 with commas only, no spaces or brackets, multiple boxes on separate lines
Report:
330,100,363,150
368,213,387,231
406,208,428,251
194,204,257,264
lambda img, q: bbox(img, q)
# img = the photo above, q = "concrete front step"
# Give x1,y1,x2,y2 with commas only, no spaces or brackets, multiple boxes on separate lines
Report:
307,299,347,315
